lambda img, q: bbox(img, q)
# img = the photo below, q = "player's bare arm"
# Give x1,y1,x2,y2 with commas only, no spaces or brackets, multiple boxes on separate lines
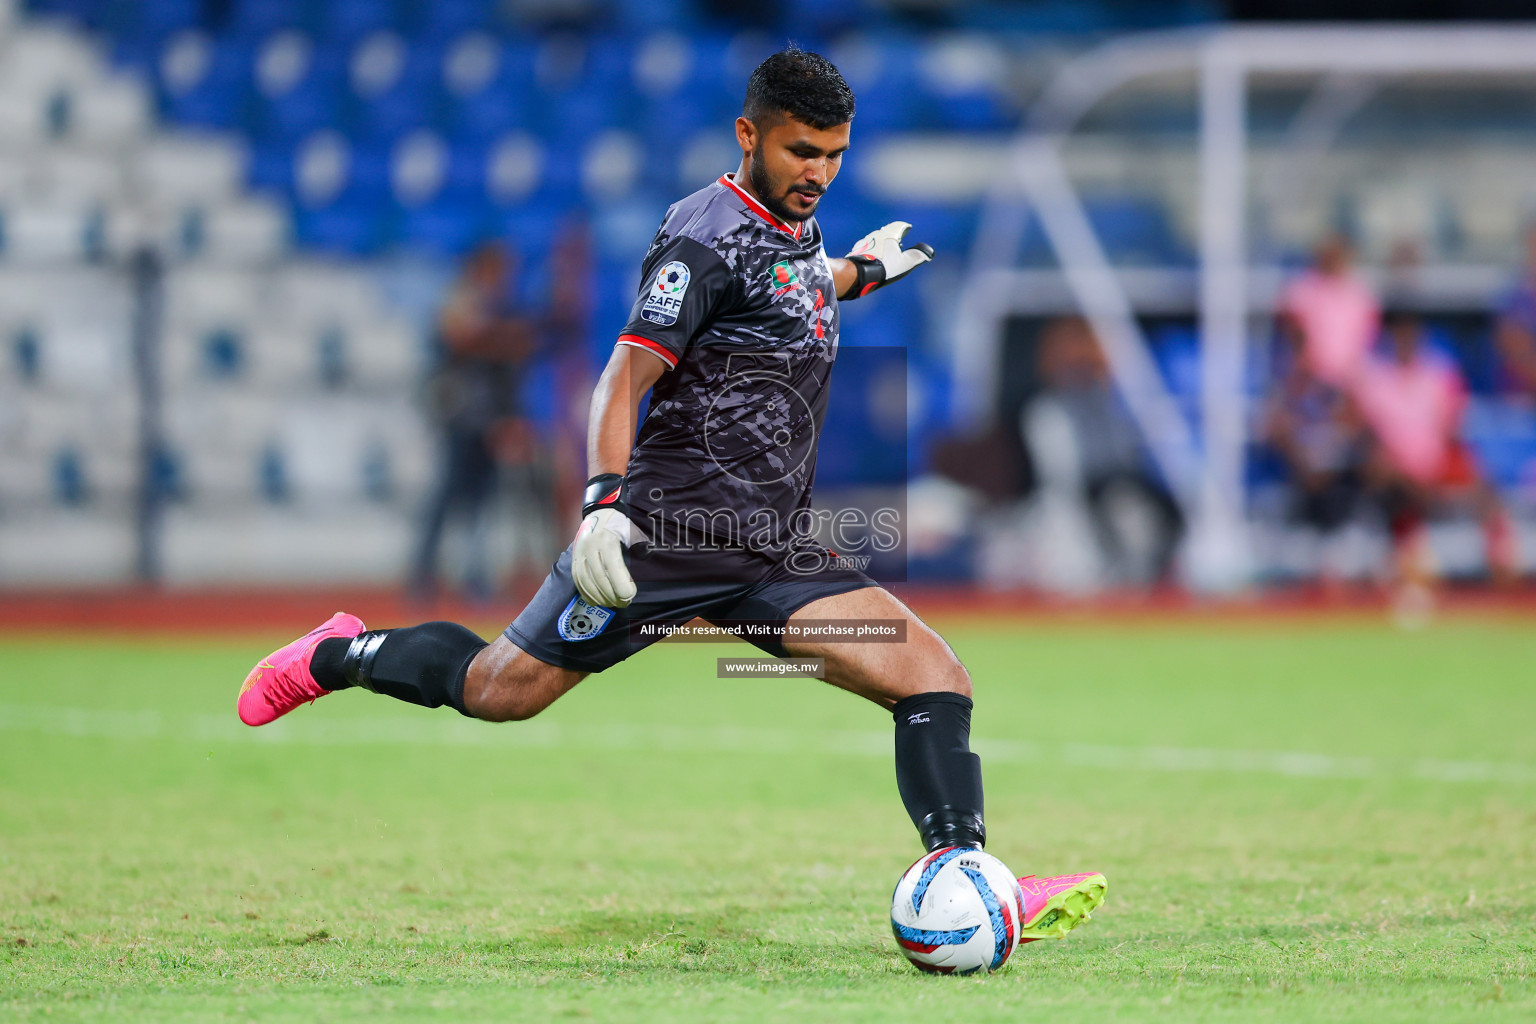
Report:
587,343,666,477
570,345,665,609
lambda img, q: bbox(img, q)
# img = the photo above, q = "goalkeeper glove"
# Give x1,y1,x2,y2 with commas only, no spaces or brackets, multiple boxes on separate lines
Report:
843,221,935,300
572,474,643,609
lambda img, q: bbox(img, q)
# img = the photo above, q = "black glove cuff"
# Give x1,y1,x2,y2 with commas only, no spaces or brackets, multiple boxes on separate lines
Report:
582,474,627,518
843,254,885,300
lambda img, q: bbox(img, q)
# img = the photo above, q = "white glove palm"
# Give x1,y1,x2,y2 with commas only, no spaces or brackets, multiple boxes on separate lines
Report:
845,221,935,298
571,508,640,608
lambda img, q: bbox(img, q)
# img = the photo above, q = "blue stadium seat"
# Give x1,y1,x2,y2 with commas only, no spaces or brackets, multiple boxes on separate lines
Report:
529,134,585,208
397,199,489,257
635,92,716,143
439,141,490,200
104,0,202,65
160,42,256,130
494,205,568,267
445,42,539,140
584,36,631,82
137,0,201,35
591,194,667,262
1464,397,1536,491
294,199,386,255
247,140,296,195
891,205,976,259
414,0,494,41
591,258,640,353
610,0,692,31
925,90,1019,134
252,61,346,141
813,196,896,257
343,143,394,204
539,83,629,137
27,0,98,26
230,0,310,38
348,88,436,142
783,0,865,37
346,48,444,141
839,38,930,133
320,0,398,44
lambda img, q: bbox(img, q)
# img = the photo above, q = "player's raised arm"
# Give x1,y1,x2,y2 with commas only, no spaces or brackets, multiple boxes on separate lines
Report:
832,221,935,300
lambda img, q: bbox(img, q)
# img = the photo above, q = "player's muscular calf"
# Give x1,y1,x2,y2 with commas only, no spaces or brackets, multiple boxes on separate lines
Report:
784,586,972,708
462,637,586,722
787,585,984,850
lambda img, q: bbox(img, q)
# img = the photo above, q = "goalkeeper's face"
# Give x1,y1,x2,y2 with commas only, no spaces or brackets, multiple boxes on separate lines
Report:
738,114,851,224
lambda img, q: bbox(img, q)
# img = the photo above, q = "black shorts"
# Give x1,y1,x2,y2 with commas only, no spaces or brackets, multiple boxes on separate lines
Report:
504,545,879,673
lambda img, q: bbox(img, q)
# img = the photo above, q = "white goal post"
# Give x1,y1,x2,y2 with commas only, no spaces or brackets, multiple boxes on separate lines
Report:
959,25,1536,590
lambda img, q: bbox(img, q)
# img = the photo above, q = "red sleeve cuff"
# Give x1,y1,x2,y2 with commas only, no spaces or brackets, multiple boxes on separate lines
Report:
616,334,679,369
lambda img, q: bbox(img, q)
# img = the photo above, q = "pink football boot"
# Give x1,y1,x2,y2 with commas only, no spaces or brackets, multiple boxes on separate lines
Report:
1016,872,1107,942
238,612,365,726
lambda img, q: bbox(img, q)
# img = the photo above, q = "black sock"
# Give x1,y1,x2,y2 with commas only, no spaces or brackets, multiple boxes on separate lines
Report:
312,622,486,717
311,637,351,690
892,692,986,851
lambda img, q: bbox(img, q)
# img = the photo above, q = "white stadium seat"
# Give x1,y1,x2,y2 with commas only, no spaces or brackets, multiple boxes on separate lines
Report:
34,147,126,206
272,260,382,325
99,202,180,258
0,154,26,202
68,76,151,146
163,265,264,331
0,508,137,584
132,134,246,207
200,199,290,263
347,317,425,388
0,91,47,145
0,26,100,98
0,206,88,263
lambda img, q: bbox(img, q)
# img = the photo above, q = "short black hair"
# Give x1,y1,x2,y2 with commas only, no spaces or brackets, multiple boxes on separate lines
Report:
743,47,855,130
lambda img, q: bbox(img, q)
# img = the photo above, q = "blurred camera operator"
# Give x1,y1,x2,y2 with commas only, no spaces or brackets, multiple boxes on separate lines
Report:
410,243,539,599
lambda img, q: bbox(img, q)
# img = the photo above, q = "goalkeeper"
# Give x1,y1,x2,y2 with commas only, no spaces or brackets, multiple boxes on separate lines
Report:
237,48,1104,941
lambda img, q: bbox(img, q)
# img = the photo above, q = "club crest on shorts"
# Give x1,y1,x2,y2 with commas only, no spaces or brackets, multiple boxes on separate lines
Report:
641,260,690,326
558,596,613,641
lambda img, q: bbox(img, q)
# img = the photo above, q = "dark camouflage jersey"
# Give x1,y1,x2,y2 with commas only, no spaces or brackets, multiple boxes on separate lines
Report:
617,174,840,580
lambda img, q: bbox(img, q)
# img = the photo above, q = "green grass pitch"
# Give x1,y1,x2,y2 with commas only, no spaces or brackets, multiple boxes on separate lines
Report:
2,616,1534,1022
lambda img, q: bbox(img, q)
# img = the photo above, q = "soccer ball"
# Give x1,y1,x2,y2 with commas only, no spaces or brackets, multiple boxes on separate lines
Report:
890,847,1025,975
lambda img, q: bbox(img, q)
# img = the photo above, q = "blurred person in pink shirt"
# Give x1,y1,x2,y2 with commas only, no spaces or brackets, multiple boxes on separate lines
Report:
1278,234,1381,388
1355,309,1516,586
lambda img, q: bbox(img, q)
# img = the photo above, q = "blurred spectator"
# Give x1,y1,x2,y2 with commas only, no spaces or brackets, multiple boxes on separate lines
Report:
1356,310,1517,585
1262,331,1368,551
411,243,539,599
1028,317,1183,586
1494,222,1536,397
543,215,595,533
1278,233,1380,389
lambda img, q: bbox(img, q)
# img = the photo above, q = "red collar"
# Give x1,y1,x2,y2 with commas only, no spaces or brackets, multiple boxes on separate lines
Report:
719,174,803,239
